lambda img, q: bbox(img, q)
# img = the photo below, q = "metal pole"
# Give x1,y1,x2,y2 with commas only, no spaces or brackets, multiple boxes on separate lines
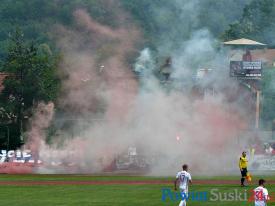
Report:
20,103,24,143
255,90,261,129
6,126,9,150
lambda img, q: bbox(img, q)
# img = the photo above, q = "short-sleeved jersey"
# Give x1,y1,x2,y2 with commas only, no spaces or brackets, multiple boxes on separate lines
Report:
239,156,248,169
254,186,269,206
176,170,191,190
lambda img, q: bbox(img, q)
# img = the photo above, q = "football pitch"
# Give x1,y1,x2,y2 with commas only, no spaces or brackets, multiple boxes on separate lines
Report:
0,174,274,206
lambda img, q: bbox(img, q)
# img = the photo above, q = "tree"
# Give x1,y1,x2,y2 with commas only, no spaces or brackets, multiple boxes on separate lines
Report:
222,0,275,45
0,0,122,59
0,29,60,148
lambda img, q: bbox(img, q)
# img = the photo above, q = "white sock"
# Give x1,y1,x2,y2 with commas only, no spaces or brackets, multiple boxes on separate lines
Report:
179,200,186,206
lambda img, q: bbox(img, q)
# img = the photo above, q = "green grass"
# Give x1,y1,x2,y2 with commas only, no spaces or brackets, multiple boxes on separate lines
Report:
0,175,274,206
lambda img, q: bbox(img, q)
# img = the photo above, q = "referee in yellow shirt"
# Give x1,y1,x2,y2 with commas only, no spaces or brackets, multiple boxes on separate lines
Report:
239,151,248,186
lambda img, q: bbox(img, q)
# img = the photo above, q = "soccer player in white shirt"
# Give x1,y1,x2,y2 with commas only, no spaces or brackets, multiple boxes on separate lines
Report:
174,164,192,206
254,179,269,206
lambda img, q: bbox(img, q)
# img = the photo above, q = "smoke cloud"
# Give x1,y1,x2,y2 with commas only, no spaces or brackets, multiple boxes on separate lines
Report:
25,0,253,175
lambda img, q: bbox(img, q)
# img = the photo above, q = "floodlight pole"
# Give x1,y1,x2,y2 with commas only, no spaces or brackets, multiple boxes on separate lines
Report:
5,126,10,150
255,90,261,129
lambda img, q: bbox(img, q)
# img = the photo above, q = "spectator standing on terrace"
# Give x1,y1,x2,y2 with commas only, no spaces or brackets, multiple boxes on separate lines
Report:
243,49,252,61
160,57,172,81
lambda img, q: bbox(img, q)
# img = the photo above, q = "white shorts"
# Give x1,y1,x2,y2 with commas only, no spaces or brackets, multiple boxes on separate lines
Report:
180,188,188,200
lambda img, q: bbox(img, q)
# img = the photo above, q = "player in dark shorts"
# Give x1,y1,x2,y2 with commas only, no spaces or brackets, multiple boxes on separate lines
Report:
239,151,248,186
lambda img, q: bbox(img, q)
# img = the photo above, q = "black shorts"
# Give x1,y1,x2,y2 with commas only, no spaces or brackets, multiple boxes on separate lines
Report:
241,168,248,177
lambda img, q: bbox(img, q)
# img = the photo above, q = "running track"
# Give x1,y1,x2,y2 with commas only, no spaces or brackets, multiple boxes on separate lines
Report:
0,179,274,186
